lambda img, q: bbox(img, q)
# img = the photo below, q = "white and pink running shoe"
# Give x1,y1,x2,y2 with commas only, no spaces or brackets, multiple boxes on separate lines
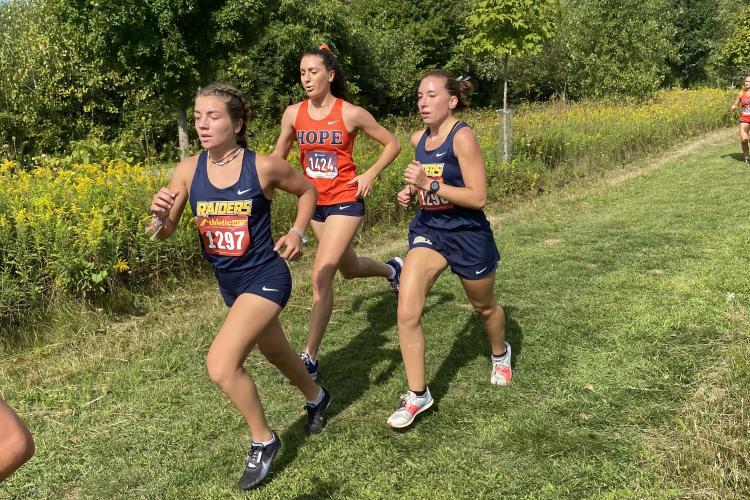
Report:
387,388,433,429
491,341,512,386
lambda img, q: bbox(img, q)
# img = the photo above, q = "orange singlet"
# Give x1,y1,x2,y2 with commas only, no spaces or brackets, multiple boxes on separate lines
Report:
294,98,358,205
739,91,750,123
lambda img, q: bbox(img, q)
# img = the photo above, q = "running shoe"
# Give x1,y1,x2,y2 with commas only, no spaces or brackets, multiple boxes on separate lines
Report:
304,386,331,435
386,256,403,293
299,351,318,381
237,432,281,490
387,388,433,429
490,342,512,386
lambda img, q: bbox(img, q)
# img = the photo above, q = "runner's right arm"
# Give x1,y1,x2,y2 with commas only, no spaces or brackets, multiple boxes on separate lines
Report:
149,157,194,240
732,92,742,111
271,105,299,159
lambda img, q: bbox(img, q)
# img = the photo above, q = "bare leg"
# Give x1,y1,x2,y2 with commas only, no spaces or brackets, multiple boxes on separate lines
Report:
459,273,506,355
396,248,448,392
207,294,292,443
740,123,750,160
0,399,34,482
256,316,320,401
305,216,392,358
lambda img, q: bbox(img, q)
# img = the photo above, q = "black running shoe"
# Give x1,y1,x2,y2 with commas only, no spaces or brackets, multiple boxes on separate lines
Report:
304,387,331,435
237,432,281,490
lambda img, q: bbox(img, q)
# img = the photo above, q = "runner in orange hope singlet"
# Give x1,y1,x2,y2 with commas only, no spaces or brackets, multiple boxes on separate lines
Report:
730,75,750,163
273,44,402,381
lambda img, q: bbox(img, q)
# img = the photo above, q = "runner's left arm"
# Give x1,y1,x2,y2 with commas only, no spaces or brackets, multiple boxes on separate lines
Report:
345,105,401,198
257,154,317,261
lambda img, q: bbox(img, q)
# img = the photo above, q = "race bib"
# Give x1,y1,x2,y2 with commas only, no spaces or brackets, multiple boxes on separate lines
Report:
305,151,339,179
418,163,454,211
196,215,251,256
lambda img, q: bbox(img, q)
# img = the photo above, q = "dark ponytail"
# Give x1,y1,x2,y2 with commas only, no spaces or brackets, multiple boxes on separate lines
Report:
303,44,349,100
195,83,249,148
421,70,473,111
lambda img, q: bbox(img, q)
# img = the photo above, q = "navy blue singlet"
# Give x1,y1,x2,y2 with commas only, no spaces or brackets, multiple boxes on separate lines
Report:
413,122,491,231
189,150,276,272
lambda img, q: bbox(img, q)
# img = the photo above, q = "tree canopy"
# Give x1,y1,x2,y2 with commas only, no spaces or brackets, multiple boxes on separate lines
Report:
0,0,744,160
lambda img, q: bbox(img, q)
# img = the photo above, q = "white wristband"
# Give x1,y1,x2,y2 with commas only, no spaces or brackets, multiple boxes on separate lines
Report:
289,227,307,245
146,215,165,240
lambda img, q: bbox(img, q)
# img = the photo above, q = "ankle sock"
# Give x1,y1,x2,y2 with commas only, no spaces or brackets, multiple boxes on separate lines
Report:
492,349,508,361
307,387,325,406
253,434,276,447
411,388,427,397
386,264,396,280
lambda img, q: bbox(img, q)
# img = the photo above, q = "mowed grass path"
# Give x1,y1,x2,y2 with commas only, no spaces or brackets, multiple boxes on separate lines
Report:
2,129,749,498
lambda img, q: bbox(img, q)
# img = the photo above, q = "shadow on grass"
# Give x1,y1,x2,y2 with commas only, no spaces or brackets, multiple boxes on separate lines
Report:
429,305,523,405
290,477,341,499
271,289,454,480
721,152,748,163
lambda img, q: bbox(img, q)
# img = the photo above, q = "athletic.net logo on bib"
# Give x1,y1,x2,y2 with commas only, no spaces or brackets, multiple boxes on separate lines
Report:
418,163,453,211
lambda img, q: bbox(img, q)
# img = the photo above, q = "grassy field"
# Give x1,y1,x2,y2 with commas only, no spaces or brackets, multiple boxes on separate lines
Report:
1,128,749,498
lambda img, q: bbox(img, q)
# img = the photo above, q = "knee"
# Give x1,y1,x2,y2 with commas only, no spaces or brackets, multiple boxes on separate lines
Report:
5,426,34,467
18,430,34,464
339,265,358,280
206,357,237,391
262,344,286,366
397,301,422,331
311,263,337,292
742,138,748,145
473,302,500,322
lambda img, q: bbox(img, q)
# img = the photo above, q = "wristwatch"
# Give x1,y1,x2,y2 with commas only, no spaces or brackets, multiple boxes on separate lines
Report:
289,227,307,245
428,180,441,194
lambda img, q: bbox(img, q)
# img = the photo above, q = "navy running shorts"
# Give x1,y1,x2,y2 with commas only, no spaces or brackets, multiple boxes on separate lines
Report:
312,200,365,222
214,256,292,308
407,221,500,280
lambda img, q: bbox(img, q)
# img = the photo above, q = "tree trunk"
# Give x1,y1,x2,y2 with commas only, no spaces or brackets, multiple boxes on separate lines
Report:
177,107,189,159
502,53,511,162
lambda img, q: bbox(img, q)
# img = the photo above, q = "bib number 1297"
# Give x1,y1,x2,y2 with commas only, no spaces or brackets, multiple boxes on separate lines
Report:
196,215,251,256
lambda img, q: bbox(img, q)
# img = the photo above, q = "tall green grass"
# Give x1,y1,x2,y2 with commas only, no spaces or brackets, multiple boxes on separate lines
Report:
0,89,736,335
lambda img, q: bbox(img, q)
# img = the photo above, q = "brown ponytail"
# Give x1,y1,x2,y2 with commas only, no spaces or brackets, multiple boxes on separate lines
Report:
421,70,473,111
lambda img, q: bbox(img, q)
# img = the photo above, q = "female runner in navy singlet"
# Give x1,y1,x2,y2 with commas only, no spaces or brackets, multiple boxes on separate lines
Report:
386,71,512,430
149,84,331,490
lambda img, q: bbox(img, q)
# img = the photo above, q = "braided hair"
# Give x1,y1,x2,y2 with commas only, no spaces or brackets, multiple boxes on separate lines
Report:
195,83,249,148
302,44,349,100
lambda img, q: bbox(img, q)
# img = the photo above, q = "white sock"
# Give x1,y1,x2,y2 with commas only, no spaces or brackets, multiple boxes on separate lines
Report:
386,264,396,280
307,387,325,406
253,434,276,447
492,345,510,363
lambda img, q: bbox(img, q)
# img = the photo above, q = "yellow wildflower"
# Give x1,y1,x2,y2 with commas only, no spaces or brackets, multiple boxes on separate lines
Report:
113,259,130,273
